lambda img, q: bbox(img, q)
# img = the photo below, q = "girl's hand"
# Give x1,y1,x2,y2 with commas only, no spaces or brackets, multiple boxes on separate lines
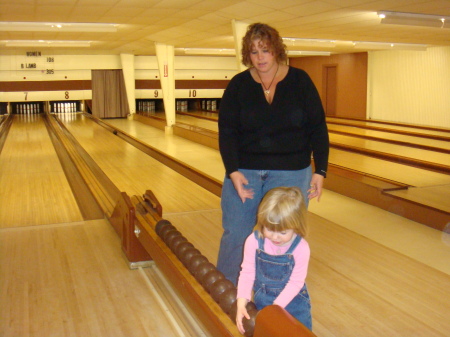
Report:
230,171,254,203
236,298,250,334
308,173,324,201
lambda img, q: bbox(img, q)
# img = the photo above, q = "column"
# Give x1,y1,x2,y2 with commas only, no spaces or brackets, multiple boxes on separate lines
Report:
232,19,250,72
155,42,175,133
120,53,136,115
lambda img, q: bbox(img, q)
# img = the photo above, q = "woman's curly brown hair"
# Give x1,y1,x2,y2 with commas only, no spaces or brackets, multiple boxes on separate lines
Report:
241,23,287,67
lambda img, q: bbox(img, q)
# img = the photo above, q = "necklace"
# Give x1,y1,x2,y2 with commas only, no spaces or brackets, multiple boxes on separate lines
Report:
256,64,279,96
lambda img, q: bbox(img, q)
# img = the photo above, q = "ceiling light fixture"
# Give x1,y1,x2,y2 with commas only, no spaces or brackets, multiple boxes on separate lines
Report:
287,51,331,56
283,38,336,48
179,48,235,56
0,21,118,32
377,11,449,29
353,41,427,51
3,40,91,47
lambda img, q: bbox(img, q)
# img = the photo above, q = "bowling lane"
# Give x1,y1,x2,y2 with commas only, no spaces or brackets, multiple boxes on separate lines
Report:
327,117,450,139
172,112,449,151
329,148,450,187
58,113,221,215
1,114,190,337
176,113,449,163
175,114,218,131
112,115,450,188
330,133,450,168
60,113,224,260
0,114,83,227
104,115,450,337
106,116,450,270
0,219,183,337
328,123,450,152
170,113,450,168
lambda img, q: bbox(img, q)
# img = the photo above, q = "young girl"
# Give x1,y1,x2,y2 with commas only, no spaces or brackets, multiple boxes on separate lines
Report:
236,186,312,334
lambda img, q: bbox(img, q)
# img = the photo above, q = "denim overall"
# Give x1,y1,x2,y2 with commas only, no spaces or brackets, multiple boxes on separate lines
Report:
253,231,312,330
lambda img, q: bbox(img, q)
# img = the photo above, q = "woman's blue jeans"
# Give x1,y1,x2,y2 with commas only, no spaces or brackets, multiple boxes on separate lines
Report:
216,167,312,285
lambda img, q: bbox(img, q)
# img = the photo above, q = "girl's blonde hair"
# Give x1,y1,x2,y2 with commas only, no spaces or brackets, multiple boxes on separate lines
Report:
241,23,288,68
255,187,308,238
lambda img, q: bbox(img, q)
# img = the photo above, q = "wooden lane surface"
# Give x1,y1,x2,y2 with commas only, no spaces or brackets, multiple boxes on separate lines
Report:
59,114,221,216
168,113,450,217
326,117,450,139
330,133,450,168
172,113,450,167
60,114,450,336
327,124,450,153
328,148,450,187
172,111,450,140
307,212,450,337
140,113,450,187
0,114,83,227
386,184,450,214
1,115,195,337
104,116,450,275
171,112,450,153
0,219,182,337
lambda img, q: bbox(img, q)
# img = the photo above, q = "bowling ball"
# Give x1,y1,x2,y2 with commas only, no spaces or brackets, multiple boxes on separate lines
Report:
168,235,187,252
193,262,216,283
163,229,181,244
174,241,194,259
113,130,118,135
211,278,234,302
202,270,225,292
229,300,238,322
158,226,176,242
246,301,257,311
155,220,175,236
187,254,209,274
218,288,237,314
180,247,201,267
242,302,258,337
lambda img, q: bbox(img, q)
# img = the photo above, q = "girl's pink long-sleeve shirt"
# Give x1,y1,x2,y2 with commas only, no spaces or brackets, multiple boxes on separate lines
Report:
236,232,310,308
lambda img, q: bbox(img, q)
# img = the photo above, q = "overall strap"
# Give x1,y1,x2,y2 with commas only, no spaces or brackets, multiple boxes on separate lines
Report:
285,235,302,254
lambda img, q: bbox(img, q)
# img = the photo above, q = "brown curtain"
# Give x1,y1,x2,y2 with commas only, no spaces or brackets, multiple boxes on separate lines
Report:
91,70,130,118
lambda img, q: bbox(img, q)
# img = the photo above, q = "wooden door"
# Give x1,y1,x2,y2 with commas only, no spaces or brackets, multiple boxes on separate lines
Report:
323,65,337,116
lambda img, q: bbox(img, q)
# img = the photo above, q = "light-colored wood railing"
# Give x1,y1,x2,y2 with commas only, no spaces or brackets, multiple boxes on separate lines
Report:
46,113,121,218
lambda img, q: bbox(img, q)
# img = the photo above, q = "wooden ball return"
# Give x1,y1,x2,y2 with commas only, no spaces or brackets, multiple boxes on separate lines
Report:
110,190,317,337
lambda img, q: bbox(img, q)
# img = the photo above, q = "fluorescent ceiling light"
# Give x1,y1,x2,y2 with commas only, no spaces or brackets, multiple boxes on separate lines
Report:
353,41,427,51
0,21,118,32
179,48,235,55
4,40,91,47
283,38,336,48
377,11,449,29
288,51,331,56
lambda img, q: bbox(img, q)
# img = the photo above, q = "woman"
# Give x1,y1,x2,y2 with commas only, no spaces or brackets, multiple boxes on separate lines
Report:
217,23,329,285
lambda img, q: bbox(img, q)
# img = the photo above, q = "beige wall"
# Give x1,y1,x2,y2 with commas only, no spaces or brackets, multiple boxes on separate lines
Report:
0,55,238,103
2,48,450,129
367,46,450,128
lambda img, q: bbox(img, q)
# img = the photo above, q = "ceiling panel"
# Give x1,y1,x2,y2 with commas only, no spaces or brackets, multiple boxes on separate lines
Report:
0,0,448,56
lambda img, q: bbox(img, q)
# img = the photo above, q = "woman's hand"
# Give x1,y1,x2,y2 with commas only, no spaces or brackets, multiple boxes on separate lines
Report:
308,173,324,201
230,171,254,203
236,298,250,334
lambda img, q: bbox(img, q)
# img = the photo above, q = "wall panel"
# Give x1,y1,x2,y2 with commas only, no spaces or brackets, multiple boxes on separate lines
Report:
290,53,368,119
367,46,450,128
